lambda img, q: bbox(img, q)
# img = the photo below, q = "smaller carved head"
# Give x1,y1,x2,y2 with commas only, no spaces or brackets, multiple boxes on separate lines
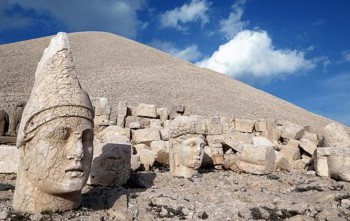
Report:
179,136,205,169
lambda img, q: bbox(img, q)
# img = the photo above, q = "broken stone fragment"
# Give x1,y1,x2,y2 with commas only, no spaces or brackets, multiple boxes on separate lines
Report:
89,142,131,187
223,128,253,152
157,107,169,123
133,143,150,154
235,119,255,133
117,100,128,117
150,140,169,165
255,119,267,132
322,123,350,148
116,114,126,128
301,131,318,144
235,144,276,175
299,139,317,155
139,148,157,170
0,110,9,136
274,150,290,171
95,125,130,143
136,103,157,118
206,116,223,135
280,121,305,140
314,147,350,181
220,117,234,134
132,128,160,144
252,136,273,147
131,154,141,171
91,97,111,124
279,144,301,162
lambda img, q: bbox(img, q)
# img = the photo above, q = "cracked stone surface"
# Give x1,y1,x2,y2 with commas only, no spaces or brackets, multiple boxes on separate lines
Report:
13,32,94,213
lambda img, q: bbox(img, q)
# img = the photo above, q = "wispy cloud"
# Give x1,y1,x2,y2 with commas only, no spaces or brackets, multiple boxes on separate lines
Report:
219,0,248,39
150,40,202,62
159,0,210,31
342,51,350,62
0,0,146,38
197,30,315,81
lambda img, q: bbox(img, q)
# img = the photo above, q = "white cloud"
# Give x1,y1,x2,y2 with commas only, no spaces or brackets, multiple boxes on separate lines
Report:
197,30,315,80
151,40,202,62
219,0,248,39
343,51,350,62
0,0,146,38
160,0,210,31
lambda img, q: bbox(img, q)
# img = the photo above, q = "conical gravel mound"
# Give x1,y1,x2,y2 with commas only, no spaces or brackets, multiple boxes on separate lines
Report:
0,31,337,133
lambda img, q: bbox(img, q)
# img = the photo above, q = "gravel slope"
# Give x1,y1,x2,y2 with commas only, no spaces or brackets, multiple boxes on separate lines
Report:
0,31,338,133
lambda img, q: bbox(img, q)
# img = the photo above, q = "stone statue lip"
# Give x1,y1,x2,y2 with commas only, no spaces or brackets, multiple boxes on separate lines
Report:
65,164,84,178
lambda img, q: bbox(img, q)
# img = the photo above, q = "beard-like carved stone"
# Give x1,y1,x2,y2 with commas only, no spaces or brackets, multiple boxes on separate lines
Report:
13,32,94,213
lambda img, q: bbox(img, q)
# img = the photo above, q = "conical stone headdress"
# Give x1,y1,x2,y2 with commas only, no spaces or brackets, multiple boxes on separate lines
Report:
17,32,94,148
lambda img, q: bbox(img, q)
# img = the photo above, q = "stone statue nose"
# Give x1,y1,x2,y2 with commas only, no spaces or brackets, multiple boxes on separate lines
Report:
67,138,84,160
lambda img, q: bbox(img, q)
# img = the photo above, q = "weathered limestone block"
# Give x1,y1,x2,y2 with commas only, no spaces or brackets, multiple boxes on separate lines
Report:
0,145,19,173
287,139,301,149
131,154,141,171
136,103,157,118
274,151,290,171
150,140,169,164
223,128,253,152
116,114,125,128
8,103,25,136
95,126,130,143
0,110,9,136
314,147,350,181
125,116,150,129
235,145,276,175
170,105,185,120
133,144,150,154
206,135,224,165
129,121,141,129
281,121,305,140
150,119,162,129
262,128,281,142
220,117,234,134
279,145,301,162
132,128,160,144
169,116,205,178
91,97,111,124
117,101,128,117
206,116,223,135
139,149,157,169
255,119,267,132
157,107,169,123
323,123,350,148
13,33,94,213
299,139,317,155
235,119,255,133
160,128,170,141
301,131,318,144
89,142,131,186
252,136,273,147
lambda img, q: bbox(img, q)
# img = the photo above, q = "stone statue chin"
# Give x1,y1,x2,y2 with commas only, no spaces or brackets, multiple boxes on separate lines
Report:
13,32,94,213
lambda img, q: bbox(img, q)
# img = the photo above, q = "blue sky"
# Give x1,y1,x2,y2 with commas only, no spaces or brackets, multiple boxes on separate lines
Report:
1,0,350,126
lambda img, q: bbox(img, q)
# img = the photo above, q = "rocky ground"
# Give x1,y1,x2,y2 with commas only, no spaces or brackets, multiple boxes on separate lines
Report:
1,167,350,221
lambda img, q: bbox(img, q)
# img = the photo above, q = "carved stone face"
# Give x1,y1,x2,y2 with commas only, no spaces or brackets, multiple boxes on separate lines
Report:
22,117,93,194
179,137,205,169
